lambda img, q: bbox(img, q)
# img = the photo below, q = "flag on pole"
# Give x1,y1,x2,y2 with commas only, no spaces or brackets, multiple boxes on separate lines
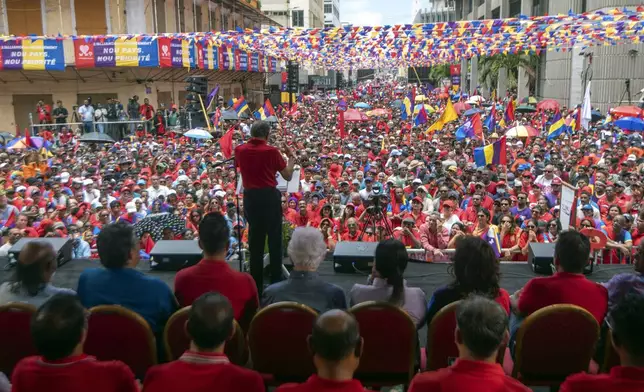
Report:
263,99,276,117
426,98,458,134
205,85,220,111
581,81,592,130
232,96,249,115
414,105,428,126
473,136,507,167
218,126,235,159
401,96,412,120
504,99,515,125
484,105,496,131
547,111,567,141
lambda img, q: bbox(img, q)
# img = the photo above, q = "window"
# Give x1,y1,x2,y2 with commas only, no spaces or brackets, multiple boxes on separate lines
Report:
176,0,186,32
154,0,167,33
195,3,202,31
324,4,332,13
222,12,229,30
7,0,43,36
292,10,304,27
75,0,108,34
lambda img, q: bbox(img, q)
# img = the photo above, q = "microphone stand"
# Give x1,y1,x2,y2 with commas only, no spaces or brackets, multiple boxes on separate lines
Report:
212,157,243,272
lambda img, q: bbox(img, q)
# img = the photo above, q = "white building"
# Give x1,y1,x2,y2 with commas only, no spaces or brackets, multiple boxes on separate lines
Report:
414,0,456,23
324,0,341,28
262,0,325,28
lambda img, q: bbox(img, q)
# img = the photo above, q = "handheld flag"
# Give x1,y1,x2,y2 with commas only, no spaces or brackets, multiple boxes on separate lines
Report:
232,96,249,115
547,111,566,141
504,99,515,125
263,99,276,117
473,136,507,167
482,227,502,258
253,108,267,120
426,98,458,134
218,126,235,159
471,112,483,138
401,96,412,120
484,105,496,131
205,84,220,111
581,81,592,130
414,105,428,126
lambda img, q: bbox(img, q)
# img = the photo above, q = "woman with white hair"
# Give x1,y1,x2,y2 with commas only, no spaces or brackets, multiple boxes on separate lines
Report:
261,227,347,312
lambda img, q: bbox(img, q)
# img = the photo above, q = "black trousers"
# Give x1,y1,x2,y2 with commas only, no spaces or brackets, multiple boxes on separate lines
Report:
243,187,283,295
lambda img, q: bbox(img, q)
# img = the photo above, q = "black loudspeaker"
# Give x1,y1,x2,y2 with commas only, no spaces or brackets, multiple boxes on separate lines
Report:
333,241,378,273
528,242,556,274
8,237,73,267
150,240,202,271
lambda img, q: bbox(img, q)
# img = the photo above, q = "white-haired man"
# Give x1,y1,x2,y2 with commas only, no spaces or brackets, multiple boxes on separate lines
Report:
262,227,347,312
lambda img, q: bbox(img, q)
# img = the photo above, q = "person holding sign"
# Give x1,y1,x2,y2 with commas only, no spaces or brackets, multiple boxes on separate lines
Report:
235,120,296,295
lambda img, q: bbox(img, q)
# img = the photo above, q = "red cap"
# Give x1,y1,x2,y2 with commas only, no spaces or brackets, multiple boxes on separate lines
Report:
552,177,562,185
443,200,455,209
412,196,423,204
56,205,66,211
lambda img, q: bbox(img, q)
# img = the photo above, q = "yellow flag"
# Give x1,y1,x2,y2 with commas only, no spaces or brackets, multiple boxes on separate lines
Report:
426,98,458,134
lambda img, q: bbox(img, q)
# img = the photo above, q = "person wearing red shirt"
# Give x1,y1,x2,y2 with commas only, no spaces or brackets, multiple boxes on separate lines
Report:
560,294,644,392
513,231,608,331
143,293,264,392
340,218,360,241
294,199,314,227
175,212,258,331
404,197,427,228
276,309,365,392
235,121,296,294
11,294,138,392
409,296,529,392
282,195,298,224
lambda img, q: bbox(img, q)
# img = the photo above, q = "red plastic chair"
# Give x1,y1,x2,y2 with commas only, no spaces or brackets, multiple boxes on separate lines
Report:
513,304,600,386
164,306,247,365
349,301,417,387
248,302,317,384
426,301,505,371
0,303,37,376
84,305,157,378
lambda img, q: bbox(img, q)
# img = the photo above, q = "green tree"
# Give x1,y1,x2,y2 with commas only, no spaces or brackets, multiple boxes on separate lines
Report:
428,64,450,85
478,54,539,94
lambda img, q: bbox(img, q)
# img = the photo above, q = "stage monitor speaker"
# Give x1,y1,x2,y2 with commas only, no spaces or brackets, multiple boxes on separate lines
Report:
333,241,378,273
150,240,202,271
528,242,555,274
8,237,73,267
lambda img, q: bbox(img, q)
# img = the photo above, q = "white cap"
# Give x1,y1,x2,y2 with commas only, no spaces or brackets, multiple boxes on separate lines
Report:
176,175,189,183
213,184,223,191
84,179,94,185
628,154,637,161
15,185,26,193
125,201,137,213
72,177,83,184
60,172,70,183
214,190,226,198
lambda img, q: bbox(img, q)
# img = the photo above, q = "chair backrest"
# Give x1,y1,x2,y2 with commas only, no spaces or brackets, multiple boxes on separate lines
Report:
0,303,37,376
602,330,620,373
426,301,460,371
84,305,157,378
248,302,317,382
350,301,417,385
513,304,600,383
164,306,247,365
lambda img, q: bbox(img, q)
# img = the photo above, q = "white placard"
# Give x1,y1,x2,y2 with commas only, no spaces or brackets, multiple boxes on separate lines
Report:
559,182,577,231
237,167,301,195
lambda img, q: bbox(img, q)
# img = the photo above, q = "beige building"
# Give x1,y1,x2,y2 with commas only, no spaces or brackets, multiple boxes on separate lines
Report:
0,0,278,132
455,0,644,112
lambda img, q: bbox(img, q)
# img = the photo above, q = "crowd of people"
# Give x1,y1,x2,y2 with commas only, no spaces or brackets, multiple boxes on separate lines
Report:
1,76,644,390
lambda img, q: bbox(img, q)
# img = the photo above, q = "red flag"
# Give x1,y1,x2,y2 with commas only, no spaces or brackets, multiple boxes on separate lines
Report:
24,127,31,149
288,102,298,116
575,106,581,131
219,127,235,159
4,208,15,228
471,112,483,138
338,111,346,138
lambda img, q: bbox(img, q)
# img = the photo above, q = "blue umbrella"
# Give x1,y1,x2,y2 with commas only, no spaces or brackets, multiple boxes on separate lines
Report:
390,99,402,107
354,102,371,109
463,108,483,117
614,117,644,131
184,128,214,139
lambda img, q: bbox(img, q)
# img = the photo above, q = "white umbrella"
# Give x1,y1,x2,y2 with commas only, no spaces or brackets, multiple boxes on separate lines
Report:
184,128,213,139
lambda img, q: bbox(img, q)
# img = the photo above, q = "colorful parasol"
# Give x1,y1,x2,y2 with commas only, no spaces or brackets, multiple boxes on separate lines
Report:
506,125,539,137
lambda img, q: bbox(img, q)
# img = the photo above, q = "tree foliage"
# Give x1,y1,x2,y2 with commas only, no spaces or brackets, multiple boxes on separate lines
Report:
478,54,539,93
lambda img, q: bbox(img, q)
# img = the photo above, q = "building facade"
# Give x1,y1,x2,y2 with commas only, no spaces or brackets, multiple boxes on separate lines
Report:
324,0,340,28
0,0,277,132
262,0,325,28
455,0,644,112
413,0,456,23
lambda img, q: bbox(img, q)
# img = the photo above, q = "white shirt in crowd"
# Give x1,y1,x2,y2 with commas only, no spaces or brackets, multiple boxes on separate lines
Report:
146,185,170,201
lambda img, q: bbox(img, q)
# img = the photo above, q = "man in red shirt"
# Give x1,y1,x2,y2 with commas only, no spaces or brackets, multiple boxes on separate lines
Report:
276,309,365,392
409,296,529,392
11,294,138,392
513,230,608,330
235,121,296,294
340,218,360,241
143,293,264,392
175,212,259,331
560,294,644,392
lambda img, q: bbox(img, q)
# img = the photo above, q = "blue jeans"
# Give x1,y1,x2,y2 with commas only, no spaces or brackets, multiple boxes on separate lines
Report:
83,121,93,133
509,312,525,358
96,122,104,133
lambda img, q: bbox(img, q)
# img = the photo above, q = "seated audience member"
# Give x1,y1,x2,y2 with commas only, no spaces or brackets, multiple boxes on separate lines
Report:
11,294,138,392
0,241,75,307
603,244,644,311
276,309,365,392
560,294,644,391
426,236,510,326
350,239,427,327
513,230,608,326
409,296,530,392
174,212,258,330
0,227,22,257
143,293,264,392
77,222,176,333
262,227,346,312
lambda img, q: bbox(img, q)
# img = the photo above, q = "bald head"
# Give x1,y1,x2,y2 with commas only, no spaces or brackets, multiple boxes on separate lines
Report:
310,309,361,361
187,292,234,350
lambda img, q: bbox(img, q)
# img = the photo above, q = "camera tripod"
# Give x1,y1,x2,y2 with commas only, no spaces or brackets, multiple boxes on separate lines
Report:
619,79,632,105
358,205,395,241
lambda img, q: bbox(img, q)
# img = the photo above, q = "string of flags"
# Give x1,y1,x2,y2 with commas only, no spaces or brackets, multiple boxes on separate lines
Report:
0,7,641,70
